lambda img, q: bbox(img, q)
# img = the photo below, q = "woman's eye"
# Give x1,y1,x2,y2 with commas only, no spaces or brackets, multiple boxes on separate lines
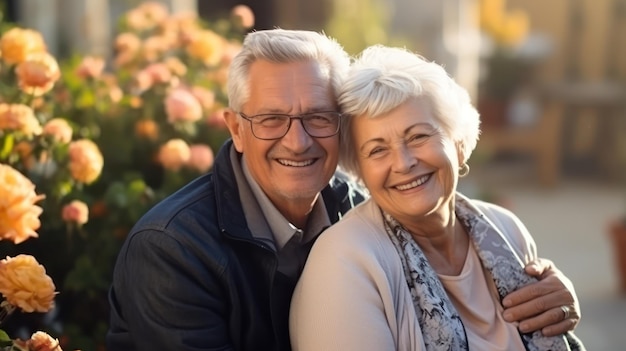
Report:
408,133,428,143
368,147,385,156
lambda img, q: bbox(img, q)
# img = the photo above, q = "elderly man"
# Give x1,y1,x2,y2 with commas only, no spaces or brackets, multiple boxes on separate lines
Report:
107,29,580,351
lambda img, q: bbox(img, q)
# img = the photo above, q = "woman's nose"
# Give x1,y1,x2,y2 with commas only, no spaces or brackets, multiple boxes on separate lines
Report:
392,146,417,173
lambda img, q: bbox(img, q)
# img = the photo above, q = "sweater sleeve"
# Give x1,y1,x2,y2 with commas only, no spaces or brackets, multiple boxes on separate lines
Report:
289,220,399,351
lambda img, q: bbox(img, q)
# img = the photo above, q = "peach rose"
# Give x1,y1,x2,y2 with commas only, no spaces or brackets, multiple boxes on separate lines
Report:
186,144,214,173
125,8,151,32
141,35,170,62
15,52,61,96
126,2,169,31
68,139,104,184
0,255,56,313
0,103,43,137
221,41,243,66
28,331,63,351
139,2,169,23
190,86,215,112
165,88,202,124
61,200,89,226
75,56,105,80
185,30,225,66
14,141,36,169
231,5,255,30
0,164,45,244
114,32,141,55
108,85,124,104
164,56,188,77
133,63,172,92
0,28,47,65
42,118,73,144
206,107,227,129
157,139,191,171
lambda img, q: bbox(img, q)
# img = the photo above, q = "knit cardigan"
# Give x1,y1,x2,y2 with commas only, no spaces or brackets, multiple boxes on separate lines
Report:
289,196,537,351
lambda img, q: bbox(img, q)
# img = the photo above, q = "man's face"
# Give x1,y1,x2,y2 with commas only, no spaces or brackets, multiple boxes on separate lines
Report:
225,59,339,215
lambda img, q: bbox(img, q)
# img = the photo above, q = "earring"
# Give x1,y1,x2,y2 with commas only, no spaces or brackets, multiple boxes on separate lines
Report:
459,163,470,177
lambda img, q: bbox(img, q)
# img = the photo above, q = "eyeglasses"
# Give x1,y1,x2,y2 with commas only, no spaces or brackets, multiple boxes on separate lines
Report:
238,111,341,140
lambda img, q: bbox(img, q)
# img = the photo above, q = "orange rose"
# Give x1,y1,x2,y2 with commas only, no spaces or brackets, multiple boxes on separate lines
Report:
157,139,190,171
0,28,47,65
0,255,56,313
0,103,43,137
135,119,159,140
15,52,61,96
0,164,45,244
61,200,89,226
68,139,104,184
185,30,225,66
42,118,73,144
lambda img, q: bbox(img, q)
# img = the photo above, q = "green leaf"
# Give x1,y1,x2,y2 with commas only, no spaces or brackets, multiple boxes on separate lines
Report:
0,329,11,345
0,134,15,160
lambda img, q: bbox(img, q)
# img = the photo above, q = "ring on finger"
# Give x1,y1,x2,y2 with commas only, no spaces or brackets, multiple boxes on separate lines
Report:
560,305,570,320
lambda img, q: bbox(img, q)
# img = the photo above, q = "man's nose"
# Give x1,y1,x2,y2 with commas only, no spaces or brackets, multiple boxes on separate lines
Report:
280,118,313,152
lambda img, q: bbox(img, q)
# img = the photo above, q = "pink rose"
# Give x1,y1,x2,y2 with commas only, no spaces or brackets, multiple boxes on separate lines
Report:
186,144,214,173
164,88,202,124
61,200,89,226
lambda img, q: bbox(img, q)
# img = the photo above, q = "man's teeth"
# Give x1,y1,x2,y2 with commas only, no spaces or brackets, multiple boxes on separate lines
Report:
278,159,314,167
395,174,430,190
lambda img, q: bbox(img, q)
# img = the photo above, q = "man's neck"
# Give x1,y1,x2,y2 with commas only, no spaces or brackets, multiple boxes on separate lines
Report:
270,195,318,229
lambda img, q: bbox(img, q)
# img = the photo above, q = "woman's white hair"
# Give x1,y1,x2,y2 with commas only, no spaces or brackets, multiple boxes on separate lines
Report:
227,29,350,112
337,45,481,178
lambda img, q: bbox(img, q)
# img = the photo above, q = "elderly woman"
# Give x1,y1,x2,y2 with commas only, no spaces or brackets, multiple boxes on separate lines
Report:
289,45,585,351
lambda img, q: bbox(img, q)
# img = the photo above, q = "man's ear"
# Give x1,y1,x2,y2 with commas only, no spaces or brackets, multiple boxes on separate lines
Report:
224,108,244,153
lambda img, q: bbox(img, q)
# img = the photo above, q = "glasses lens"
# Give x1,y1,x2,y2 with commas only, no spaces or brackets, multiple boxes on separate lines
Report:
246,112,340,139
251,114,290,139
302,112,340,137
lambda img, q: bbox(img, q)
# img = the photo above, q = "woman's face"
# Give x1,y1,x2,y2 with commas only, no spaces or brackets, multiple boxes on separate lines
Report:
352,98,461,225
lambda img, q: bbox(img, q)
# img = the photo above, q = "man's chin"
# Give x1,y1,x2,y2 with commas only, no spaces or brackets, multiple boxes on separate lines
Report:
277,184,323,202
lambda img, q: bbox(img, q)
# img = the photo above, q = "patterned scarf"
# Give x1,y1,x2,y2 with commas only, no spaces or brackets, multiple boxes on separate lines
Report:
383,194,585,351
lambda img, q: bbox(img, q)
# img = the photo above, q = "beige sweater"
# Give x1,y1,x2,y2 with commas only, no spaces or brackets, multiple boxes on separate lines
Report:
290,197,536,351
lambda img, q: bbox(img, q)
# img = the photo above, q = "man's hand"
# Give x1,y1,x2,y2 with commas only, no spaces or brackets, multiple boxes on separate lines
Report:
502,258,580,336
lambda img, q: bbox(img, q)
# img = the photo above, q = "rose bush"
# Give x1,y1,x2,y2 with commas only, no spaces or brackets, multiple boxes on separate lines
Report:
0,2,252,350
0,167,62,350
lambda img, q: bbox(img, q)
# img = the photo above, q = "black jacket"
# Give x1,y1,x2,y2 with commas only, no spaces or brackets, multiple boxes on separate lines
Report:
107,140,366,350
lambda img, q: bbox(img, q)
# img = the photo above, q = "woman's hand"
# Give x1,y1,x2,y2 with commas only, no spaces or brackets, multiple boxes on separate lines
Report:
501,258,580,336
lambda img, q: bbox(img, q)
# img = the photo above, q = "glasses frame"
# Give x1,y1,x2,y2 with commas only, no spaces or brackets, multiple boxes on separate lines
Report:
237,111,341,140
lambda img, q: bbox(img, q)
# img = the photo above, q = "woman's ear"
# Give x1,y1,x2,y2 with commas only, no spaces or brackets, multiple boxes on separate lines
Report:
223,108,244,153
455,140,466,166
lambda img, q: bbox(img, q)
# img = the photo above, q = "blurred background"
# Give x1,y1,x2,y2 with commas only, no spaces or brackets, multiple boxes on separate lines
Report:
1,0,625,350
